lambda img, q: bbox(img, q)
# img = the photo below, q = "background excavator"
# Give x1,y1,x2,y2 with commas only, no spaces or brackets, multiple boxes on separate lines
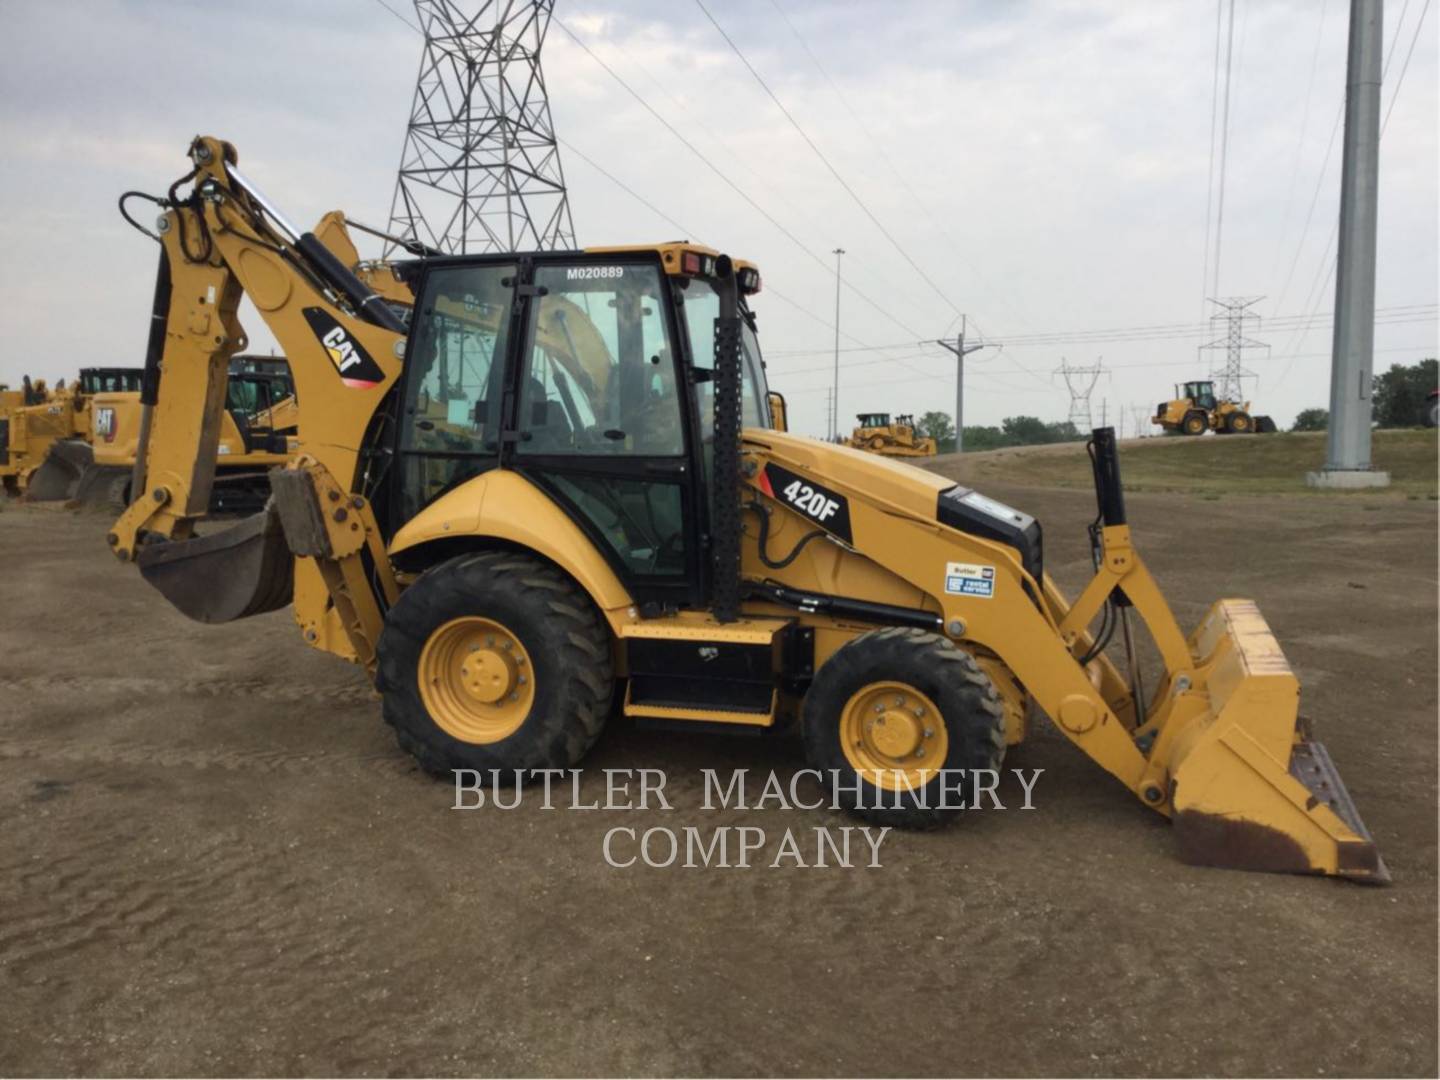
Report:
844,412,937,457
109,136,1386,882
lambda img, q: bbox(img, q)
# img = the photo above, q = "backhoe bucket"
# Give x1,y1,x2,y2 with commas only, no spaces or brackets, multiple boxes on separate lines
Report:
136,501,294,623
1164,600,1389,883
24,438,92,501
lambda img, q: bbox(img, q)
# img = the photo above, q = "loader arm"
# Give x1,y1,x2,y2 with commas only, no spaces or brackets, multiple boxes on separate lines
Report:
739,428,1388,882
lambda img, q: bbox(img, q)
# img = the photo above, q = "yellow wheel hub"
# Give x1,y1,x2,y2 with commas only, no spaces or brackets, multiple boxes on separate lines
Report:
418,616,534,744
840,681,948,791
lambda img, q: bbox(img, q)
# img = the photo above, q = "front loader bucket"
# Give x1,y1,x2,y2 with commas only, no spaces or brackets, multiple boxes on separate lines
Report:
136,501,294,623
24,438,92,501
1165,600,1389,883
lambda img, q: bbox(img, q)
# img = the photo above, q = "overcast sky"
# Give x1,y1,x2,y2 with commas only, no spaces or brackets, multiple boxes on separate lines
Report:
1,0,1434,437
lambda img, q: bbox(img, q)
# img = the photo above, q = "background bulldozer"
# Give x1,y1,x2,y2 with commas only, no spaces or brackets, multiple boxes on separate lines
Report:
844,412,937,457
108,135,1386,885
1153,379,1278,436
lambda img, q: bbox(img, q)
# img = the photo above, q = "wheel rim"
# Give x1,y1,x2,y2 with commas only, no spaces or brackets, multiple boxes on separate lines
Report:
1233,416,1249,431
418,616,535,744
1186,416,1204,434
839,681,949,791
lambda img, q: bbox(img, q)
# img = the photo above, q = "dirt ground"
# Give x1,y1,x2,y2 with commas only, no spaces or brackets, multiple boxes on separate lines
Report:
1,477,1436,1077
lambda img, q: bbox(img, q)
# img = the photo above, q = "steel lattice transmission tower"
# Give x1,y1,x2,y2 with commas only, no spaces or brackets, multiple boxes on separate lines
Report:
1054,358,1107,431
386,0,576,255
1199,296,1269,403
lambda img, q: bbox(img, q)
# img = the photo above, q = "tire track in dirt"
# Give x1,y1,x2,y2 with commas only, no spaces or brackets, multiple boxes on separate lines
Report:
0,672,375,707
0,735,417,781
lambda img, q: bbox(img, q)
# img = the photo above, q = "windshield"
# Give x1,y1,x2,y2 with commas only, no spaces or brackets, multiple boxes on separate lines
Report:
679,277,770,434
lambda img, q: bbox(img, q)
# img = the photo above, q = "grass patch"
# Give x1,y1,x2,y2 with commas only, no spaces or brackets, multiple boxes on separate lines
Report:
930,429,1438,497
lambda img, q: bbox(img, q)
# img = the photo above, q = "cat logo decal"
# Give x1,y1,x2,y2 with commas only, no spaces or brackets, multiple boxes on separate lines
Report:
301,307,385,389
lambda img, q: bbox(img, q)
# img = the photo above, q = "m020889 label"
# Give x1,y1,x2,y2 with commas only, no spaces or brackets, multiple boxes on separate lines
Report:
759,463,854,544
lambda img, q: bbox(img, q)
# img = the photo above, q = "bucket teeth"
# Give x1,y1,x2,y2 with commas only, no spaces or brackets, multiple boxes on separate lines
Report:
1289,740,1390,883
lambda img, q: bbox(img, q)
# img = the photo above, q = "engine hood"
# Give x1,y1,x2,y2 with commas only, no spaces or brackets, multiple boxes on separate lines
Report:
742,428,952,523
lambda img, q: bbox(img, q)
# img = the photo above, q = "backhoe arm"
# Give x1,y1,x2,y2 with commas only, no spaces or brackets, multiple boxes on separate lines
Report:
110,136,407,559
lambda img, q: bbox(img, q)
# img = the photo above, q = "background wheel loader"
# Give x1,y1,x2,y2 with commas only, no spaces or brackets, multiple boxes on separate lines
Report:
13,359,296,510
1153,379,1278,436
108,136,1386,882
844,412,937,457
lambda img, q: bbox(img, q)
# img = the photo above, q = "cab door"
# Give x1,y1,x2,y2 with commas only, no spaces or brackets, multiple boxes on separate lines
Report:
509,257,703,608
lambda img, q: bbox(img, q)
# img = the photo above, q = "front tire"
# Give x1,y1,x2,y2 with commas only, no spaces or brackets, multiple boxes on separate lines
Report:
802,627,1006,829
376,551,613,776
1225,410,1252,434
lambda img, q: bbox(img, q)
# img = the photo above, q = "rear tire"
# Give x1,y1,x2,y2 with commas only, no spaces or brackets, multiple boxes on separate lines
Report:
376,550,613,777
802,627,1006,829
1182,411,1207,436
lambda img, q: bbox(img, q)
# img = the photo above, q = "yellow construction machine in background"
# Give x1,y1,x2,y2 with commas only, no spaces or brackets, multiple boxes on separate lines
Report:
107,135,1386,883
844,412,937,457
4,360,296,510
1153,380,1278,436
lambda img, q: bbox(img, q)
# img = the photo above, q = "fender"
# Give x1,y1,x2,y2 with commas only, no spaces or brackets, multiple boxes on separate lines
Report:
388,469,634,628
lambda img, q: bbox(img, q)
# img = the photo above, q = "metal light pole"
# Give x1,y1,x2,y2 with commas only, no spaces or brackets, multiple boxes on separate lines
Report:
936,316,991,453
1309,0,1389,488
831,248,845,441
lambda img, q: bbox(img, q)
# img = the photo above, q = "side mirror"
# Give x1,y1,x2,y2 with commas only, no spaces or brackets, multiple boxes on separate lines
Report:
767,390,788,432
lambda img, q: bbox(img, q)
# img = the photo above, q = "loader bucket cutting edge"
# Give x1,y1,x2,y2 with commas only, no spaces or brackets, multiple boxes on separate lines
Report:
24,438,92,502
136,502,294,624
1164,599,1389,883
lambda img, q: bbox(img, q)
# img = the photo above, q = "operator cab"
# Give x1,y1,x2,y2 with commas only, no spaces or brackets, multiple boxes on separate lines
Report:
390,246,768,609
77,368,143,395
1182,380,1217,410
856,413,891,428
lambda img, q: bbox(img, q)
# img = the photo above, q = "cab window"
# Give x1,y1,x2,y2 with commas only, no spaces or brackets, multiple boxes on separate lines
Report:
677,277,769,439
515,263,684,456
398,264,516,517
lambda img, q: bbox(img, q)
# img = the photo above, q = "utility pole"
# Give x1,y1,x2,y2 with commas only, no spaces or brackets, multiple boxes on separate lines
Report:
1309,0,1389,488
830,248,845,441
935,316,993,453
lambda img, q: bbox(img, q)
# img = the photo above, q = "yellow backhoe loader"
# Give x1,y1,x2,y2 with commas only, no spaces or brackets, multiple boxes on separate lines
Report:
109,137,1385,882
1153,380,1278,436
844,412,937,457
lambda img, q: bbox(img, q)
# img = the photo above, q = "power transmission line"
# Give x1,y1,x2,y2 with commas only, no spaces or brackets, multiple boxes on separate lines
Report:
693,0,966,321
764,304,1437,358
1275,0,1434,385
1269,0,1331,291
371,2,924,380
550,14,929,342
766,0,1033,335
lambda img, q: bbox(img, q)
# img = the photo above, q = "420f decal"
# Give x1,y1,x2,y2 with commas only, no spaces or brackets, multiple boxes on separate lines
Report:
302,307,385,389
760,462,854,544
